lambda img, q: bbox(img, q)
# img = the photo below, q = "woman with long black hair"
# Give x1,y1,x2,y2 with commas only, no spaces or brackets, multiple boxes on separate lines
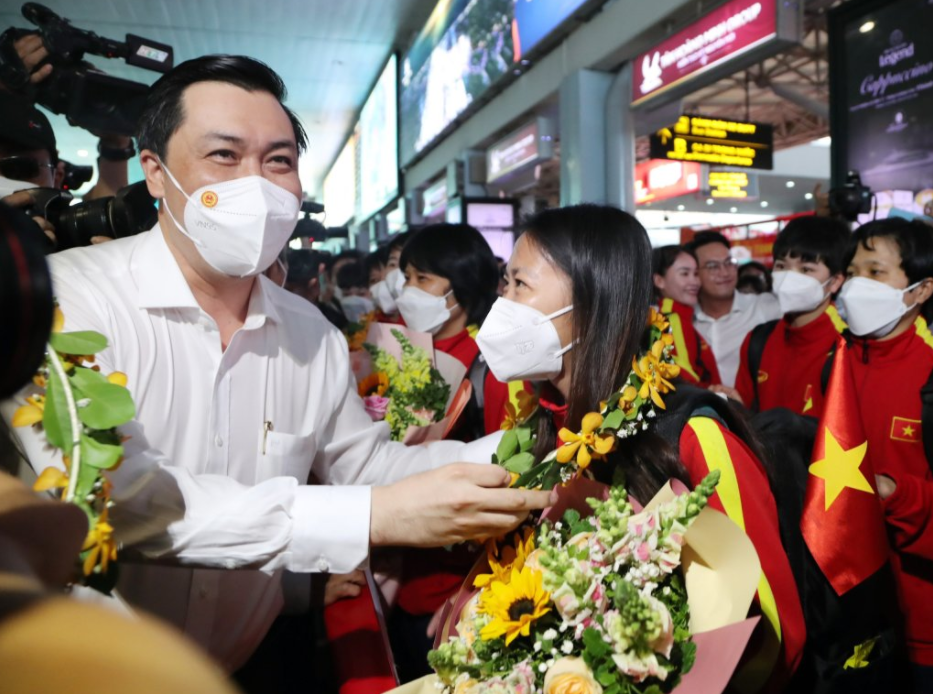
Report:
476,204,805,694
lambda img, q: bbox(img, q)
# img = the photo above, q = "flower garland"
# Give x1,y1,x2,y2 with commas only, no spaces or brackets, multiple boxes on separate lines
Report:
496,309,681,490
11,306,135,593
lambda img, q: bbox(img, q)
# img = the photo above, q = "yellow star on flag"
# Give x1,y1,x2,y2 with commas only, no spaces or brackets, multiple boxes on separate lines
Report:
809,428,873,510
903,425,916,437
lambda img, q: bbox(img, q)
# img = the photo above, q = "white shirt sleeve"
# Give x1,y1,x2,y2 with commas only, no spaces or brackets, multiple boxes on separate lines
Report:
5,260,500,576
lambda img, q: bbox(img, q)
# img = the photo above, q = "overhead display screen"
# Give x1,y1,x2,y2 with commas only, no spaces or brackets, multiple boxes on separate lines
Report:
400,0,592,164
358,55,399,222
323,134,357,227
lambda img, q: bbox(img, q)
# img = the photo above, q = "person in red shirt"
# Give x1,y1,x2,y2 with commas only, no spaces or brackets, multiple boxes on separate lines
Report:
732,217,849,417
391,223,519,681
652,244,721,387
837,218,933,691
484,204,804,693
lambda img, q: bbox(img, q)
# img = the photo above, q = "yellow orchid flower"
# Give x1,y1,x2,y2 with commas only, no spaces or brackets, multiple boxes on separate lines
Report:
11,395,45,427
107,371,128,387
555,412,616,469
649,307,670,333
501,391,537,430
52,306,65,333
33,466,68,492
82,509,117,576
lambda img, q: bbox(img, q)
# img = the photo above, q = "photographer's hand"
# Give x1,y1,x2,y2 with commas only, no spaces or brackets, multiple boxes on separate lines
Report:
12,33,52,86
2,190,56,246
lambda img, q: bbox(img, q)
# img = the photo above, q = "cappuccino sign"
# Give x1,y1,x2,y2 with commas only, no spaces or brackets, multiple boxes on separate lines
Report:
632,0,798,107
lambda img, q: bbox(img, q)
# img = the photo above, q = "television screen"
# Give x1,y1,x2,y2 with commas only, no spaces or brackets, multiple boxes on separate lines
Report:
323,134,357,227
358,55,399,222
400,0,591,164
834,0,933,193
467,201,516,259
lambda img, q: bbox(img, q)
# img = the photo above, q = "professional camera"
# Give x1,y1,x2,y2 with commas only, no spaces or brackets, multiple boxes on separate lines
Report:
20,180,157,251
0,3,173,136
829,171,873,222
60,160,93,192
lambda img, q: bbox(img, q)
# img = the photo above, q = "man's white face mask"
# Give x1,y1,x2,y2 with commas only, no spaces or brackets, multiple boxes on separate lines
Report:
160,161,300,278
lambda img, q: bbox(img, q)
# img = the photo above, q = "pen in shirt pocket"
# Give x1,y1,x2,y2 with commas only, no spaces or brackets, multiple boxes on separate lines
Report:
262,420,274,454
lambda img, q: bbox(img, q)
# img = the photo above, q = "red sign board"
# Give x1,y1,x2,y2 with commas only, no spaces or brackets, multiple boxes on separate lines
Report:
633,0,778,106
635,160,702,204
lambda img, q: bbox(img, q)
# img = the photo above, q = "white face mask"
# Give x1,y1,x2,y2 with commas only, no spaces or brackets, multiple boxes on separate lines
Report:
371,268,404,314
772,270,832,315
160,162,300,278
340,294,375,323
837,277,923,338
476,298,574,382
396,286,457,335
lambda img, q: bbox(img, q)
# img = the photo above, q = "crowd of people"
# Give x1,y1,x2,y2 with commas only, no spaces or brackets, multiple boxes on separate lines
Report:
2,50,933,694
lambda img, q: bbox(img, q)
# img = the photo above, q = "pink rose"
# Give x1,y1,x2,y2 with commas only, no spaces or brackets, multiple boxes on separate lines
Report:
363,395,390,421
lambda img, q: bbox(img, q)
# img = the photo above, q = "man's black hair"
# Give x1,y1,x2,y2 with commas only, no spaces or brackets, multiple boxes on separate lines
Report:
336,261,367,291
684,231,731,255
847,217,933,285
137,55,308,160
773,216,851,276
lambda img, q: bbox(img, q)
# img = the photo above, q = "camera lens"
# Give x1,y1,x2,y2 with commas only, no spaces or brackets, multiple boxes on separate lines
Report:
51,198,114,250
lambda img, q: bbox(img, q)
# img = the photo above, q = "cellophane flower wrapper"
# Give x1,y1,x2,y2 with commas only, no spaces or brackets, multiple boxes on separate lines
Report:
387,476,762,694
353,323,469,443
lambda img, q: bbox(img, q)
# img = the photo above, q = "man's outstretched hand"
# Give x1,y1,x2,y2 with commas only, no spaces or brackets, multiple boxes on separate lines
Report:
370,464,554,548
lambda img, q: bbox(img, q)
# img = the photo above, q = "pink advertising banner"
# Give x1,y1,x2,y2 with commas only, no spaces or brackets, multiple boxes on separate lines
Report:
632,0,778,106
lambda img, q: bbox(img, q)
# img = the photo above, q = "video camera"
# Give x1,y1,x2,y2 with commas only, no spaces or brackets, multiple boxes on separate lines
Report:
20,180,158,252
0,3,173,136
829,171,874,222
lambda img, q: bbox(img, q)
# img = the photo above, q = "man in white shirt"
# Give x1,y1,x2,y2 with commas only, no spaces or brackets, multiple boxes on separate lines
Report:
4,55,551,673
688,232,782,388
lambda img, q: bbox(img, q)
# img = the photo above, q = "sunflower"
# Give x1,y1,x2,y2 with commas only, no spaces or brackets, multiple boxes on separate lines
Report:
479,565,551,645
358,371,390,398
474,527,535,588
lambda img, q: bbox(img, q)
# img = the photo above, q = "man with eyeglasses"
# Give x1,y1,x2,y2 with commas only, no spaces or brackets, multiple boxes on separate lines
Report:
686,231,781,388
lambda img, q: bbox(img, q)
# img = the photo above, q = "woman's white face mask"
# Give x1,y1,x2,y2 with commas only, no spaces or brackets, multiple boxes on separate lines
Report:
476,298,574,382
837,276,923,338
771,270,833,315
396,286,458,335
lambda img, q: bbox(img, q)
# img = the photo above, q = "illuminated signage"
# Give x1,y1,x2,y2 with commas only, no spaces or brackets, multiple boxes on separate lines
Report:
707,170,759,199
421,178,449,219
635,160,702,204
486,118,553,184
323,134,357,227
649,115,774,170
632,0,798,107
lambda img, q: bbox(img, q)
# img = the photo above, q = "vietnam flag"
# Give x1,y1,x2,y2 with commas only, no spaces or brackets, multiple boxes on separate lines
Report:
800,339,890,596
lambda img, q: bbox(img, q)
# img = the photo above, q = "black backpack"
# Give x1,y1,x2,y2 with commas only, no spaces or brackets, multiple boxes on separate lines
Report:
654,384,906,693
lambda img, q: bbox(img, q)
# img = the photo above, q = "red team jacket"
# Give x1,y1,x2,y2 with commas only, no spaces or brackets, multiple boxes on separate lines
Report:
848,317,933,666
735,306,846,418
659,298,721,388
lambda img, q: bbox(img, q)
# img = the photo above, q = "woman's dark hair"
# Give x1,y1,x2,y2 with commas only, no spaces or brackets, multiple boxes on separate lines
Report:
773,216,851,276
846,217,933,285
399,223,499,325
364,247,389,281
525,205,771,501
336,262,367,291
652,245,696,279
137,55,308,159
522,206,687,500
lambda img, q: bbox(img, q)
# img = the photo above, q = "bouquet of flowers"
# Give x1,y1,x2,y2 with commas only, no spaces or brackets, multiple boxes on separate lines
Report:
358,328,452,441
10,306,136,593
429,473,721,694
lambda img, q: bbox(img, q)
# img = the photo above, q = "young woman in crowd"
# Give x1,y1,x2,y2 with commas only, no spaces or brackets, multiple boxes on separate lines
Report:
389,223,526,681
652,244,721,387
370,235,408,321
477,205,805,693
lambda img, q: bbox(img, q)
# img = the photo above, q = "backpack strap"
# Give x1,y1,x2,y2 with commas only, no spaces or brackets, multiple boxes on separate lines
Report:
747,320,779,412
921,367,933,467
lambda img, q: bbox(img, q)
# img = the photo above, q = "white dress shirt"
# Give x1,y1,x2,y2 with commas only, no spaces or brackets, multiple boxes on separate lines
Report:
693,291,782,388
6,226,500,670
